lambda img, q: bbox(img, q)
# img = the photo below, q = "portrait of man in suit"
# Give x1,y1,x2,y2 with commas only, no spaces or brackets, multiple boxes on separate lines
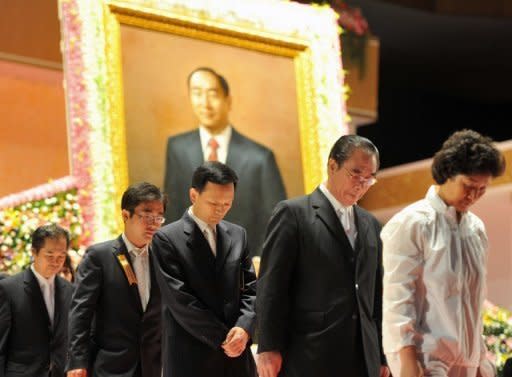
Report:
163,67,286,256
256,135,390,377
152,161,257,377
0,224,74,377
67,182,167,377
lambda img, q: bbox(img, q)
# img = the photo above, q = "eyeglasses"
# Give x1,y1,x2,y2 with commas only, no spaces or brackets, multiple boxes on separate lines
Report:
343,167,377,187
135,213,166,225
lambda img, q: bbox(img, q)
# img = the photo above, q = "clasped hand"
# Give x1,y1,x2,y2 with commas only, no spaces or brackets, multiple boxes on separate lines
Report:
221,326,249,358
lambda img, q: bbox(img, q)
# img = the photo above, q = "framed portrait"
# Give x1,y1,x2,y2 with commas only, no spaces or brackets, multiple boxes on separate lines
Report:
53,0,347,242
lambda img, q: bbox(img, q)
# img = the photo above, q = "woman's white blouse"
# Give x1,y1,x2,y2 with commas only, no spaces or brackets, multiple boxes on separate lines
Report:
381,186,488,367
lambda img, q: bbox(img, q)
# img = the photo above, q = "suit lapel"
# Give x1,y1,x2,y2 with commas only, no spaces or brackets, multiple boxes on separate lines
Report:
183,213,216,270
112,236,143,313
52,276,63,331
226,128,248,172
354,206,370,275
311,188,354,255
24,269,51,328
188,130,204,168
215,222,232,275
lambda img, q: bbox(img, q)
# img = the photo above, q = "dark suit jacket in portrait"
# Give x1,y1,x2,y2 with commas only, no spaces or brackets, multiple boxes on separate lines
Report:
0,269,73,377
66,236,161,377
151,212,257,377
164,128,286,256
257,188,385,377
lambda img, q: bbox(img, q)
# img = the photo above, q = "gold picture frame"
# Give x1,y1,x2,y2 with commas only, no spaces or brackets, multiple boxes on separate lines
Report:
59,0,347,242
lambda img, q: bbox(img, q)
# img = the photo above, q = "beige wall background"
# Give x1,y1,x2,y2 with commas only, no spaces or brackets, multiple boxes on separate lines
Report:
0,59,68,197
120,25,303,198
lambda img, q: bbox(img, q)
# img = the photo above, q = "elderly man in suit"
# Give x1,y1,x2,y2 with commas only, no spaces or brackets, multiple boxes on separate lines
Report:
0,224,74,377
163,66,286,256
66,182,166,377
152,161,257,377
256,135,390,377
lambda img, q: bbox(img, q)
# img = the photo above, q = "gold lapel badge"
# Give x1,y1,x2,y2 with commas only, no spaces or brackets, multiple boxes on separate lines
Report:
117,254,138,286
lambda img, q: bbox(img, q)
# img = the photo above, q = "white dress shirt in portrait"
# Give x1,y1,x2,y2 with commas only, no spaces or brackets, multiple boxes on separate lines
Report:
199,125,232,164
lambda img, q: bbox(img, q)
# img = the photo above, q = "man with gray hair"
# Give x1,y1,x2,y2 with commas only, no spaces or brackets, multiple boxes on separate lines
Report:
257,135,389,377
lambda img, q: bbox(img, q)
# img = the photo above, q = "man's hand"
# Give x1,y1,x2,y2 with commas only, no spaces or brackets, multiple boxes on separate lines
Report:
67,369,87,377
221,326,249,358
257,351,282,377
380,365,391,377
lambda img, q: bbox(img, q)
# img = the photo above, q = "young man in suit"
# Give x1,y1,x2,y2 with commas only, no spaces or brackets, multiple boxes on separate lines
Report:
66,182,166,377
0,224,74,377
163,67,286,256
152,161,257,377
256,135,390,377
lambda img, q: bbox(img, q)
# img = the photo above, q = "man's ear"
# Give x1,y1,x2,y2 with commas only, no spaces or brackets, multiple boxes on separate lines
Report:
327,158,339,174
189,188,198,204
121,209,130,223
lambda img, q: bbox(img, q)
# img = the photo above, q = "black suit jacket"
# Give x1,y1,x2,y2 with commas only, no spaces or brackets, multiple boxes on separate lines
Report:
151,212,257,377
163,128,286,256
0,269,73,377
257,188,385,377
67,236,161,377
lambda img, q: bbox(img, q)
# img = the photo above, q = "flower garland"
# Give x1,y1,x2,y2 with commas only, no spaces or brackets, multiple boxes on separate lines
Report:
0,189,84,274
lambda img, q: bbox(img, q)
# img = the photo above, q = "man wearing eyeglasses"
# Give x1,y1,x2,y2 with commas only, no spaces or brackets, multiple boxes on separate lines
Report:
257,135,390,377
67,182,167,377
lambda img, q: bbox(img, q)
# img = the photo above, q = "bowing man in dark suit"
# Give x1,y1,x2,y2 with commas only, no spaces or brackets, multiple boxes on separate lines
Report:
66,182,167,377
152,161,257,377
257,135,390,377
163,67,286,256
0,224,74,377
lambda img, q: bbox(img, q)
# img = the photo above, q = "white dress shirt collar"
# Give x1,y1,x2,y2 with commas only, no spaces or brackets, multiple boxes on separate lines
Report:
122,233,148,256
188,207,217,255
199,125,232,164
426,185,464,225
319,184,357,248
31,264,56,287
121,233,150,311
319,183,354,217
31,264,55,322
188,206,214,234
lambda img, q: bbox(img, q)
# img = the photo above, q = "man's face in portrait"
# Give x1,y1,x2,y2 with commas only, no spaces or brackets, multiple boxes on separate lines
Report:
188,70,232,133
327,148,378,207
190,182,235,227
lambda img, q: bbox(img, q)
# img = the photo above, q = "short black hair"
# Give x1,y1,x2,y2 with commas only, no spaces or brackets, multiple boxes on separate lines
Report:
328,134,380,169
431,129,505,184
191,161,238,193
121,182,167,215
31,224,70,254
187,67,230,96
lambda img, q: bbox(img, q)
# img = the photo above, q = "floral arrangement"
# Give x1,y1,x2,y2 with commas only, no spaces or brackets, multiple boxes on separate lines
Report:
483,300,512,376
0,189,84,275
294,0,372,78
